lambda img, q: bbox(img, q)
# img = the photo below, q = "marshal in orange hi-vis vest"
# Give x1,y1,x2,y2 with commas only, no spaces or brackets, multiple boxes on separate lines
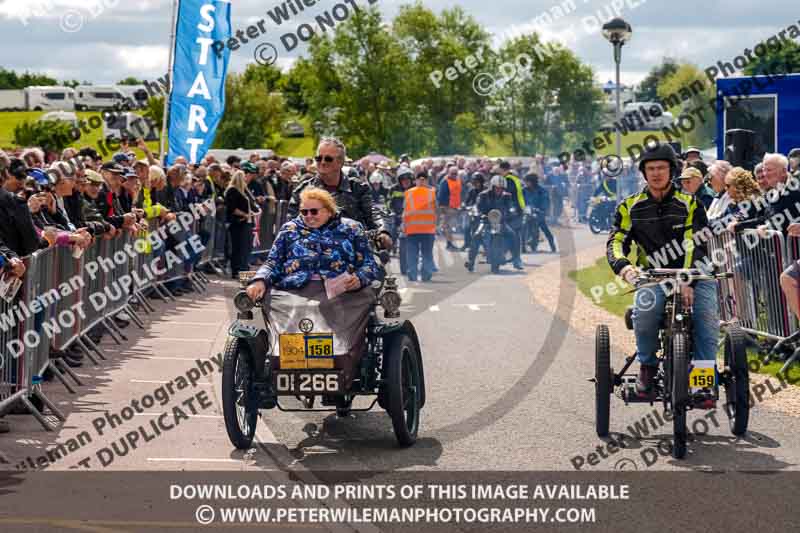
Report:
403,187,436,235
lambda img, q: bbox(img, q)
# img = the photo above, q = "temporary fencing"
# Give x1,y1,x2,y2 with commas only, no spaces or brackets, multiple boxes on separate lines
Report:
709,228,800,372
0,209,222,431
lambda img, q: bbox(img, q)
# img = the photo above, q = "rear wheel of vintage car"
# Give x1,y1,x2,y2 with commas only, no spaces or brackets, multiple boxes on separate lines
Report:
385,334,421,447
724,326,750,436
595,325,612,437
222,338,258,449
671,332,689,459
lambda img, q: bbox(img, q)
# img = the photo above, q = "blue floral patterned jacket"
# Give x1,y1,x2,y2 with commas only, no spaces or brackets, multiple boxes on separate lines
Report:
251,214,381,290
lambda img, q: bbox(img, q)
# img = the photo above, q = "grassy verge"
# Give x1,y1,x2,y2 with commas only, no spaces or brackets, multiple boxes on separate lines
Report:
569,258,800,382
568,257,633,318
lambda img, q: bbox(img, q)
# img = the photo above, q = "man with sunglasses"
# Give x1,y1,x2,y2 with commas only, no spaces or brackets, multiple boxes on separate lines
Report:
289,138,391,250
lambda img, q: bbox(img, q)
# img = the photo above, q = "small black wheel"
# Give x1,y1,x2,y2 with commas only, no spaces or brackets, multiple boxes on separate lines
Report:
489,235,504,273
589,212,604,234
595,325,612,437
222,337,258,449
671,332,689,459
384,334,421,446
724,326,750,436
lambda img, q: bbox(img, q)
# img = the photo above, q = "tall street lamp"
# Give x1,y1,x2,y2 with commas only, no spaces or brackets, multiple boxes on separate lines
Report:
602,18,632,161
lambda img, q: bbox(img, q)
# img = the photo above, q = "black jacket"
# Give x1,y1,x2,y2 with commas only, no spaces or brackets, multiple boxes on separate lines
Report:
94,185,127,229
0,188,41,257
607,185,709,275
289,173,385,233
476,189,516,221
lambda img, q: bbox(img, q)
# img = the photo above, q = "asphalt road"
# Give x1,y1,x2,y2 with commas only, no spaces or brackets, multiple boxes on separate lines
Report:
2,225,799,475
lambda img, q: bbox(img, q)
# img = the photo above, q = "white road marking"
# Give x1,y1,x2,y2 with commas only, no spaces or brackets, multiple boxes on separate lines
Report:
130,380,213,386
429,305,440,312
147,356,213,361
452,303,497,312
146,458,243,463
134,413,222,418
137,338,216,342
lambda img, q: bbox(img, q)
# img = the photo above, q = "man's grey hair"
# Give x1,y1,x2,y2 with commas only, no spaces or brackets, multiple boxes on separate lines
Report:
22,147,44,164
317,137,346,160
281,161,296,172
709,160,732,177
763,152,789,170
755,162,764,175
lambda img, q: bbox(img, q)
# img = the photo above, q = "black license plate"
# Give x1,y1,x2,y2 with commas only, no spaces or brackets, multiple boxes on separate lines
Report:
273,370,343,395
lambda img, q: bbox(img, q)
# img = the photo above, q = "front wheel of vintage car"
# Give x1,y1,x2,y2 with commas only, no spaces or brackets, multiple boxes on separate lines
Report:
222,338,258,449
385,334,421,446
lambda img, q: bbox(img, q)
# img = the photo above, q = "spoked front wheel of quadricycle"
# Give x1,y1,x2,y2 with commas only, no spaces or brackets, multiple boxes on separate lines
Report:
384,334,421,446
222,338,258,449
595,325,612,437
671,332,689,459
724,326,750,436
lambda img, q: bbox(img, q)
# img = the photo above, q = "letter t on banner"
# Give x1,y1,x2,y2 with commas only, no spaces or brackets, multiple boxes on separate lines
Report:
166,0,231,165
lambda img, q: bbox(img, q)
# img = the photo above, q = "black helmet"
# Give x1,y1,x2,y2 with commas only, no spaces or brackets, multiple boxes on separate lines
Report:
789,148,800,159
638,143,678,175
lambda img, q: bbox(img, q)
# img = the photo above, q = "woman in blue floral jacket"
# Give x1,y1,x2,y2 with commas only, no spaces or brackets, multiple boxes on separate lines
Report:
247,187,380,297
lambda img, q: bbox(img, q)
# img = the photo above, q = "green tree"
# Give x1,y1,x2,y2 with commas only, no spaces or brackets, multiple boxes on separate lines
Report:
636,58,679,102
213,73,285,149
394,3,491,154
241,64,284,92
118,77,144,85
657,63,716,148
143,96,165,132
0,68,57,89
486,35,602,154
13,119,74,152
744,40,800,76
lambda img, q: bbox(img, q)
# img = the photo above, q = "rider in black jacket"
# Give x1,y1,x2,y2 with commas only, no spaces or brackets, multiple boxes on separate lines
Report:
289,138,391,249
465,175,523,272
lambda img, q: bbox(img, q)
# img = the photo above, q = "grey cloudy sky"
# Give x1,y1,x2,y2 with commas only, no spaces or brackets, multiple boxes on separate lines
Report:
0,0,795,86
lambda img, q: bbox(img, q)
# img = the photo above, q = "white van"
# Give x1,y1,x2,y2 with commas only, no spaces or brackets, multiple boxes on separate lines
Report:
103,112,159,142
116,85,150,109
24,86,75,111
74,85,127,111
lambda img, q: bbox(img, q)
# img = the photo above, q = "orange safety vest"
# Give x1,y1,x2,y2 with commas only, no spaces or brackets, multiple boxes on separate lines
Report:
403,187,436,235
447,177,462,208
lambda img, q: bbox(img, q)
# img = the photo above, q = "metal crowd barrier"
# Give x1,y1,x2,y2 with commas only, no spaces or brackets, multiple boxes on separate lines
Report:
709,228,795,341
0,204,220,431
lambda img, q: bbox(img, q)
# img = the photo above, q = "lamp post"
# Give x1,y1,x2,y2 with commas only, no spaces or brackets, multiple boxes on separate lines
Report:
602,18,632,162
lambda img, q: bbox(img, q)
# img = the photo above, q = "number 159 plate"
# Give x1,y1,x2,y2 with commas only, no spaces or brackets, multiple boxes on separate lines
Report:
273,370,343,395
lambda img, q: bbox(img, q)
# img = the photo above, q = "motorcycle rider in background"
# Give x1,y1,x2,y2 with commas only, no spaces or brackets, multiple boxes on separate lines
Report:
465,175,523,272
387,166,414,275
462,173,486,252
522,174,557,253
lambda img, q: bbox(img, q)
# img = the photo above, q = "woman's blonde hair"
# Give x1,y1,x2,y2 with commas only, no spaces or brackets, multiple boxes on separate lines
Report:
299,187,338,215
226,170,247,196
728,166,760,199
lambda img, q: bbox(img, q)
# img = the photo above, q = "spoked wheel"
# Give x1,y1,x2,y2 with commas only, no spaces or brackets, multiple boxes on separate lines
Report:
724,326,750,436
671,332,689,459
385,334,421,446
222,338,258,449
595,325,612,437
